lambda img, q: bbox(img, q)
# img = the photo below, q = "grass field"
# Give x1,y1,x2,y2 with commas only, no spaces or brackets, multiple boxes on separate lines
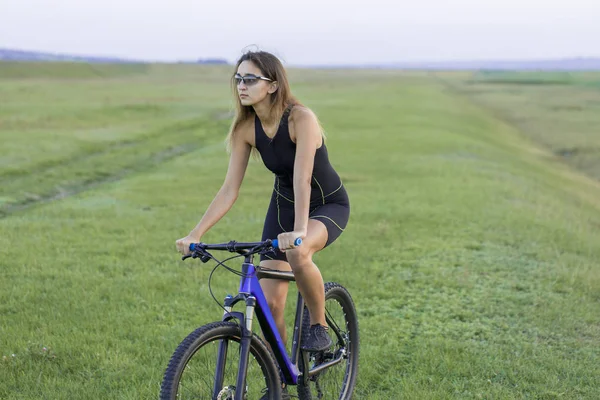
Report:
436,70,600,182
1,62,600,399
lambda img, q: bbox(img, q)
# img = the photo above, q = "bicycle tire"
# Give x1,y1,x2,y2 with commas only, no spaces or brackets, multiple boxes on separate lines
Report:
161,321,281,400
297,282,359,400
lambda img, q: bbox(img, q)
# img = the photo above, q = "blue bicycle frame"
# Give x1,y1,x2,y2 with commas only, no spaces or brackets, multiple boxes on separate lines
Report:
221,261,303,386
191,239,305,400
190,239,344,400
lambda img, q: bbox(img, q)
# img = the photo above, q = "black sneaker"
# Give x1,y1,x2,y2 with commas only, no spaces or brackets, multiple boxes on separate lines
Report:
259,385,291,400
301,324,333,352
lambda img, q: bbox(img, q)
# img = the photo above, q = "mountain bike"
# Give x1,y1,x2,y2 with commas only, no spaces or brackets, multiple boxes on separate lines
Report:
160,238,359,399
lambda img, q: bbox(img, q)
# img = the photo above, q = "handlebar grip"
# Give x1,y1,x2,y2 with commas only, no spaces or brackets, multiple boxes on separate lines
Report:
182,243,197,261
272,238,302,248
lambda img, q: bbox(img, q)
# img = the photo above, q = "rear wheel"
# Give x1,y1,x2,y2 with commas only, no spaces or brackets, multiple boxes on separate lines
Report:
297,283,359,400
161,321,281,400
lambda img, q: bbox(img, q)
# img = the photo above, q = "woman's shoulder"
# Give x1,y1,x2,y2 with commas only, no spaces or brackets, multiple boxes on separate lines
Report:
288,105,323,144
236,116,255,135
238,115,255,131
289,104,317,123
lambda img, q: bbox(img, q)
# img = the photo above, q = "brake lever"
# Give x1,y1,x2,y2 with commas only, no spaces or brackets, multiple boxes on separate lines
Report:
181,248,211,263
182,242,202,262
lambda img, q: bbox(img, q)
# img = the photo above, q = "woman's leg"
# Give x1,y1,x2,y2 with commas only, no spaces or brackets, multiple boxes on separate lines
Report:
259,219,329,344
259,260,292,344
285,219,329,326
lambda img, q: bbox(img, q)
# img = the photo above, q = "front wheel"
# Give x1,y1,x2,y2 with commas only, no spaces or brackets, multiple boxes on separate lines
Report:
161,321,281,400
297,282,360,400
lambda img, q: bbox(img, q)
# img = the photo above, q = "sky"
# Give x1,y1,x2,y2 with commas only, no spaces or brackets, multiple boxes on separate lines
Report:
1,0,599,66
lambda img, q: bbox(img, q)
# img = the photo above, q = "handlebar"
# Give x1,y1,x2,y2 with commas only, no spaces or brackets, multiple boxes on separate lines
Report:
184,237,302,261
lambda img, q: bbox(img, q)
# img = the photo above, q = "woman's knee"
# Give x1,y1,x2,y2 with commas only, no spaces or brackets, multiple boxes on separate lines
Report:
286,245,313,269
287,219,327,268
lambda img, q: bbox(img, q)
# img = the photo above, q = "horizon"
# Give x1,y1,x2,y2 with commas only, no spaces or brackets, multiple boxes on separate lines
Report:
2,46,600,68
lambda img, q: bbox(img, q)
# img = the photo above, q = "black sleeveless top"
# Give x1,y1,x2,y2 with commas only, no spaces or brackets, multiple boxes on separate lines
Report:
254,106,347,207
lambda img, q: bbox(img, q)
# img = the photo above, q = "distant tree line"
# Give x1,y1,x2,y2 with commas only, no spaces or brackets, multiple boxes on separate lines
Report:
0,48,230,65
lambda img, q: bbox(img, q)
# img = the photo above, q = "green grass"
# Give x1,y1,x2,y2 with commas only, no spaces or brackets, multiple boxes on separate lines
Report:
437,70,600,181
1,62,599,399
0,62,150,79
469,70,600,86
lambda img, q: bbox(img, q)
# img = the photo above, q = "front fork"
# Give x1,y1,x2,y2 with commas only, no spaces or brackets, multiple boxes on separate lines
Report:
214,295,256,400
235,296,256,400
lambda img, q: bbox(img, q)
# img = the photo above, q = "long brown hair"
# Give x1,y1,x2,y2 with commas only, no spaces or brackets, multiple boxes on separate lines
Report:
225,50,299,153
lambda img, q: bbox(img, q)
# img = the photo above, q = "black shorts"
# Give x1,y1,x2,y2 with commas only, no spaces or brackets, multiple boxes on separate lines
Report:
260,188,350,262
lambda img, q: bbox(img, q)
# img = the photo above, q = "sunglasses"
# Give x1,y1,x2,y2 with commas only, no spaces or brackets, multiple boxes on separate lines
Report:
234,73,273,86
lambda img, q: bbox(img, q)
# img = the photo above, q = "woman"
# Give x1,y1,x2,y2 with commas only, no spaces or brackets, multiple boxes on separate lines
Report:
175,50,350,356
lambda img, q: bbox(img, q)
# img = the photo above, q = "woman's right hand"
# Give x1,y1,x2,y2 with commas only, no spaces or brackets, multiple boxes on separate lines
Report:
176,235,200,256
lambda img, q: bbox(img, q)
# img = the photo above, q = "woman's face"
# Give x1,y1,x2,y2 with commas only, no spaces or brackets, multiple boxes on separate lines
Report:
235,60,276,106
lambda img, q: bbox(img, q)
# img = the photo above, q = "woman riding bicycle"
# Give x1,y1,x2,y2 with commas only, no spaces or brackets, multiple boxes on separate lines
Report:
175,49,350,360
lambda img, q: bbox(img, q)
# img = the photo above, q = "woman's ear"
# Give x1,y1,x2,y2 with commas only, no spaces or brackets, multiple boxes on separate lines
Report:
268,81,279,94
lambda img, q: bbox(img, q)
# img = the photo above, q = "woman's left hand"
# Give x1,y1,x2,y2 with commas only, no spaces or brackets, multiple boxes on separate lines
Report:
277,230,306,252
